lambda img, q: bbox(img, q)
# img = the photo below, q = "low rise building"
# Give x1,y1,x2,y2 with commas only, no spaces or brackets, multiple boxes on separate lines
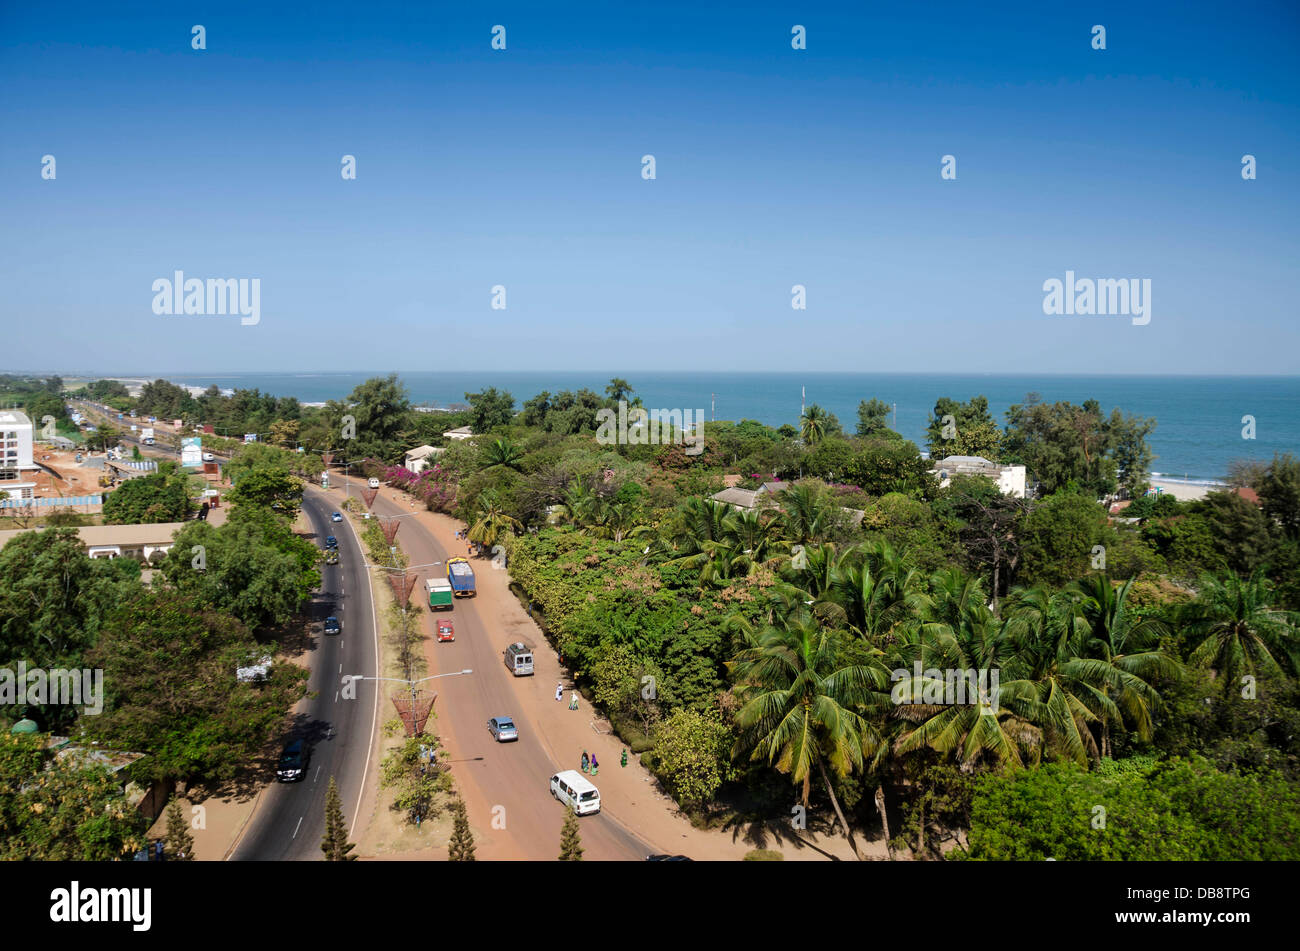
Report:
930,455,1027,498
0,410,38,500
0,523,185,561
442,426,474,440
403,444,446,473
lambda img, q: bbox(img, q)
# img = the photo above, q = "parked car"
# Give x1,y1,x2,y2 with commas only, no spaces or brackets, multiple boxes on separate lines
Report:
324,616,340,635
202,451,215,462
487,716,518,742
331,511,343,522
436,618,455,642
276,740,308,782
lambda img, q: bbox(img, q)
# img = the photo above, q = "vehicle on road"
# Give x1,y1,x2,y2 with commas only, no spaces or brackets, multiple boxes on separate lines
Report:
550,770,600,815
504,642,534,676
325,548,339,565
367,477,380,489
447,557,476,597
324,616,340,635
487,716,518,742
426,577,454,610
202,451,215,462
141,426,155,446
331,511,343,522
325,535,338,549
276,740,308,782
436,618,455,642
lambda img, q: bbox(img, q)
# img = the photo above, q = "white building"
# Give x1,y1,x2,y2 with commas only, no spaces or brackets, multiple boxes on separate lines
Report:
930,455,1027,498
0,410,38,500
442,426,474,440
403,444,446,473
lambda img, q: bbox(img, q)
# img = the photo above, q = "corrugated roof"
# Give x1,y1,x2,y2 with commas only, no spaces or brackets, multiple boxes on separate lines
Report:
0,523,186,550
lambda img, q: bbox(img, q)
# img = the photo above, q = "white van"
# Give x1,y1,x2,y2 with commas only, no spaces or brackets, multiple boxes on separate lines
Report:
504,642,534,676
550,770,600,815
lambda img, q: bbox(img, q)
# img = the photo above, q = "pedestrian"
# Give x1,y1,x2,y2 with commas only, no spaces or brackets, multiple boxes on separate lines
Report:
581,750,589,773
620,748,627,768
590,754,599,775
569,691,579,711
555,681,563,701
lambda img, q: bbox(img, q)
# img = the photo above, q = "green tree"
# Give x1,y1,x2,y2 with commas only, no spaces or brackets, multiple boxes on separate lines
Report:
0,733,148,860
1180,570,1299,688
85,591,309,785
729,606,890,859
1016,488,1109,588
464,387,515,434
102,465,195,524
559,807,584,860
604,378,635,405
448,799,476,861
855,398,893,437
321,776,357,861
345,374,413,463
648,708,732,808
926,396,1002,461
164,796,196,860
799,404,839,445
842,438,934,499
1257,452,1300,542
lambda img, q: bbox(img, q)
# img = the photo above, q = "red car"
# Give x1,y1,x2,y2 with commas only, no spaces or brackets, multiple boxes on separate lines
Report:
436,618,455,642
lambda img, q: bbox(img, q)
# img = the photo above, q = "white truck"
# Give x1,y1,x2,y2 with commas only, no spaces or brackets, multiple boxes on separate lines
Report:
141,427,155,446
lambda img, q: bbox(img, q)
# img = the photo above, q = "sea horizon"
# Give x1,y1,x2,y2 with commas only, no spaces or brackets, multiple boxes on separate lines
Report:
44,370,1300,483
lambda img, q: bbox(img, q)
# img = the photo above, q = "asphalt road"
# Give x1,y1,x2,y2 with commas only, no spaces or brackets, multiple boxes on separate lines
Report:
353,480,653,860
229,489,378,860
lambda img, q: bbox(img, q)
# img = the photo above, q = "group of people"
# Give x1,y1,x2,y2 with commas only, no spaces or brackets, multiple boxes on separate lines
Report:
555,681,579,709
581,750,599,775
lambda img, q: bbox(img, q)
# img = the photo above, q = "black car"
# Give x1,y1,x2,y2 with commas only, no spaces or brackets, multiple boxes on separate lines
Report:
276,740,308,782
324,535,338,550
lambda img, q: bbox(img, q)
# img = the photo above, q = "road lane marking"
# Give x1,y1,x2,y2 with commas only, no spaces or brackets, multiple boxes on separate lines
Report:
313,766,321,784
292,816,303,839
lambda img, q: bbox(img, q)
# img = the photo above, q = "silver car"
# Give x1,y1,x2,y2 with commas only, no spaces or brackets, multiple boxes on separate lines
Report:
487,716,518,742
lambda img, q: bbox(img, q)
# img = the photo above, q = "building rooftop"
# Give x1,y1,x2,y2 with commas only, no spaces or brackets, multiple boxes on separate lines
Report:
0,522,186,551
0,410,33,427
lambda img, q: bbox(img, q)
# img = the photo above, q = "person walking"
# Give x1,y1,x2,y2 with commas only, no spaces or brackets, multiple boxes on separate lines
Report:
569,691,579,711
590,753,599,776
555,681,564,701
581,750,590,773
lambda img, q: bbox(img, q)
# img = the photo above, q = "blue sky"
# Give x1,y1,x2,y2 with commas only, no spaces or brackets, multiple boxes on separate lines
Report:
2,0,1298,375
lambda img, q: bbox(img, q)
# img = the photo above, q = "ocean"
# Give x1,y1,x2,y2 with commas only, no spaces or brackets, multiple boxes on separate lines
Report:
157,372,1299,482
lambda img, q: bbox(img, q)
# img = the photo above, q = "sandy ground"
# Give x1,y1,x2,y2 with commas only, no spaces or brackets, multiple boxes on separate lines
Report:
346,479,868,862
1148,478,1223,502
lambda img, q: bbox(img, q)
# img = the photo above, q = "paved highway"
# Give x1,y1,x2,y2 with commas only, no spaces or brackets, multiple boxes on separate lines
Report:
229,488,378,860
350,478,653,860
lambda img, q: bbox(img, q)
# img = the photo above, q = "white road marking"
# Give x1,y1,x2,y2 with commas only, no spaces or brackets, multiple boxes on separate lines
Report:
292,816,303,839
313,766,321,784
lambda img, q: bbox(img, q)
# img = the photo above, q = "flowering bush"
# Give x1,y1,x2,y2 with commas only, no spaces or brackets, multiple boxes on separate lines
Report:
385,464,457,513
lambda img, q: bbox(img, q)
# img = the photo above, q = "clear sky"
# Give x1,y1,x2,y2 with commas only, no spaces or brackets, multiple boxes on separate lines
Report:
2,1,1297,375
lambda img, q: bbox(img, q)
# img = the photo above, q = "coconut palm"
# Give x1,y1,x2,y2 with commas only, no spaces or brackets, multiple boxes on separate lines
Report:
800,404,832,445
1068,574,1177,755
778,482,833,546
467,491,523,550
729,608,892,859
1180,570,1300,688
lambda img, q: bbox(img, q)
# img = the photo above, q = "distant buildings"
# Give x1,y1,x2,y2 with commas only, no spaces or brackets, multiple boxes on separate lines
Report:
0,410,38,500
930,455,1027,498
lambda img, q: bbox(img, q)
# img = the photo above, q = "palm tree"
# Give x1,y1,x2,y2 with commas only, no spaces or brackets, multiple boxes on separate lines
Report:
778,483,832,546
824,541,929,646
729,608,892,859
1181,570,1300,689
800,404,832,445
1068,574,1177,756
483,437,523,472
467,491,523,550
